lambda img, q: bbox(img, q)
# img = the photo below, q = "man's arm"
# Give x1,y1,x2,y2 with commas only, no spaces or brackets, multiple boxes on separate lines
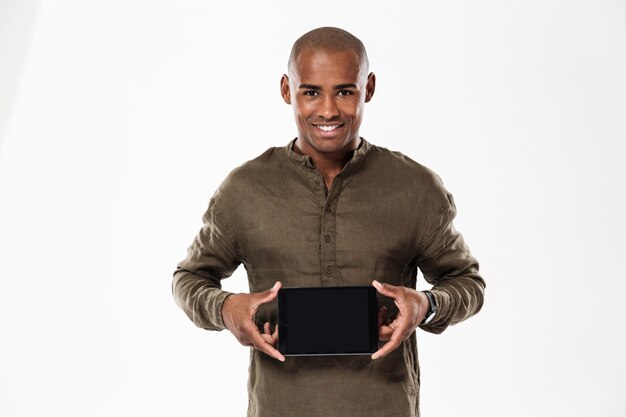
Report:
172,194,286,361
416,192,485,334
172,196,239,331
371,190,485,359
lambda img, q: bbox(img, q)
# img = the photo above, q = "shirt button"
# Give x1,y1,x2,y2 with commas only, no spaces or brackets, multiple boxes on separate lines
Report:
324,234,332,243
325,266,333,275
314,180,320,186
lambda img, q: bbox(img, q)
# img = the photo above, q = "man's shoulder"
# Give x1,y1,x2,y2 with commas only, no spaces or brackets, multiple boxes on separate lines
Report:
366,142,447,193
232,145,286,175
215,144,287,194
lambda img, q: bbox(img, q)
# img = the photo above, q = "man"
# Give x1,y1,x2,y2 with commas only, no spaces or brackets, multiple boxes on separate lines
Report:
172,26,485,417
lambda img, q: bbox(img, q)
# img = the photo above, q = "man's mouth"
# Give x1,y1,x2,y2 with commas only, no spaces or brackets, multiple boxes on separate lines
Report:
312,123,345,135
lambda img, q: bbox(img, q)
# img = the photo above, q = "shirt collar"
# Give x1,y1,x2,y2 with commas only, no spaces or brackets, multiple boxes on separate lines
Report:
284,137,371,172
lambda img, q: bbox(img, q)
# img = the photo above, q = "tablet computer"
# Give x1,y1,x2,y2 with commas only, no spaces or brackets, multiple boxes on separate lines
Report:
277,286,378,356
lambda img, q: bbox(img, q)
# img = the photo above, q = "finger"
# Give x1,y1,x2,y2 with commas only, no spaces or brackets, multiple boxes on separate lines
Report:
379,316,402,341
262,322,279,346
257,281,282,305
390,317,414,339
372,322,411,360
377,306,387,327
372,280,402,300
270,322,279,345
371,333,403,360
258,322,279,347
260,332,276,346
249,323,285,362
378,324,393,341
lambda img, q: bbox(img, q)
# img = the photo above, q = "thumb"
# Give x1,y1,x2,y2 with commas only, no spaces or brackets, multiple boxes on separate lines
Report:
372,280,396,297
377,306,387,327
259,281,282,304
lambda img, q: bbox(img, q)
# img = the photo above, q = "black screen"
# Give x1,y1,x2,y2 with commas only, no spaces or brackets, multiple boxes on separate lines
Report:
277,286,378,356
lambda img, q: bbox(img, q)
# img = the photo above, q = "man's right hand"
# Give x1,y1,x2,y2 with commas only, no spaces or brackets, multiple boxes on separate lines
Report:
221,281,285,362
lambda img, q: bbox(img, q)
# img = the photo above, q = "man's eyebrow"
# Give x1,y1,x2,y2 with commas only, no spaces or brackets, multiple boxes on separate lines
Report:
334,83,358,90
297,83,359,90
298,84,321,90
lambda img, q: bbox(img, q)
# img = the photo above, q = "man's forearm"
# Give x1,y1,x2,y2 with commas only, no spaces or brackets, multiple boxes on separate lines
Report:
172,268,234,331
417,193,486,334
421,274,485,334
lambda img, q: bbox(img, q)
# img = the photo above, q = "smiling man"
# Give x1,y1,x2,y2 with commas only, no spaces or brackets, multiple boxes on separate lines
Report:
173,27,485,417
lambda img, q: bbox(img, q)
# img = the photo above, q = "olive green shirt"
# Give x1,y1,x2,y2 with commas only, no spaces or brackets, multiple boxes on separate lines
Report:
172,137,485,417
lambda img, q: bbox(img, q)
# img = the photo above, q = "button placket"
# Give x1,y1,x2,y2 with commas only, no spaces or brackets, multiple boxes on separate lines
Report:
309,170,325,193
320,181,340,286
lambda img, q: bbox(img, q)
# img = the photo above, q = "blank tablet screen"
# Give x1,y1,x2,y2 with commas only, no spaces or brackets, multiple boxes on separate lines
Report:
277,286,378,356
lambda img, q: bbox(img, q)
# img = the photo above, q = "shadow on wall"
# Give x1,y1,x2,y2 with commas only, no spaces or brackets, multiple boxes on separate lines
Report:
0,0,42,152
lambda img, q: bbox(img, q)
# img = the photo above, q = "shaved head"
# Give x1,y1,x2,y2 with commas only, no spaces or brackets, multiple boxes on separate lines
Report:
288,27,369,76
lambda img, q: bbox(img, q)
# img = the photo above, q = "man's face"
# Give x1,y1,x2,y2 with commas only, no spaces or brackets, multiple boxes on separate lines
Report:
280,48,375,157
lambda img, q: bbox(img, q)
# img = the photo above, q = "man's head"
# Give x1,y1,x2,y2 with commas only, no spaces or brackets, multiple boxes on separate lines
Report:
281,27,375,158
287,27,370,79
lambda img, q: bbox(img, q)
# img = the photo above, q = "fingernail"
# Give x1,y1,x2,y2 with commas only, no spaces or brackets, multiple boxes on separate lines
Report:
272,282,278,291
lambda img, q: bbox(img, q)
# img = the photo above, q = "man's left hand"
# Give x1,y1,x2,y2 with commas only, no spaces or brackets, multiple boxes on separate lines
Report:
371,280,430,360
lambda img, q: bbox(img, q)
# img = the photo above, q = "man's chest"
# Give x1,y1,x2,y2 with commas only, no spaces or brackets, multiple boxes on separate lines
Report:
231,180,425,288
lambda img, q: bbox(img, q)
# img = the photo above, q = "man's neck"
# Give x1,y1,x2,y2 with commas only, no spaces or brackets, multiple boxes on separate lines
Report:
293,137,361,190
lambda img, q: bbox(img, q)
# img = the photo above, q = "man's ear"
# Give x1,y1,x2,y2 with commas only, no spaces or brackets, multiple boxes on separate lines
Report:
280,74,291,104
365,72,376,103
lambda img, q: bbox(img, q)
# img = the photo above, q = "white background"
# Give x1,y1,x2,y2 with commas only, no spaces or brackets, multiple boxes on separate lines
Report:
1,1,625,416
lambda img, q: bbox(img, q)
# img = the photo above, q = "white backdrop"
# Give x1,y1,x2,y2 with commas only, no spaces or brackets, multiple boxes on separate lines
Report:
1,1,625,416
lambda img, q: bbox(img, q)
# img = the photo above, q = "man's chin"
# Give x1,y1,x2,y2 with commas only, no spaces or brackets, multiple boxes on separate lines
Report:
312,141,346,154
310,135,352,152
296,133,356,156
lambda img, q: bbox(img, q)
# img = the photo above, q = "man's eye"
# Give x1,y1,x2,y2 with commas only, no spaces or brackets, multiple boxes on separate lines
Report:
303,90,318,96
338,90,353,96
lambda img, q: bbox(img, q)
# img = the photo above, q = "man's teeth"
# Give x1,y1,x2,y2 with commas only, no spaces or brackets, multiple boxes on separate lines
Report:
316,125,340,131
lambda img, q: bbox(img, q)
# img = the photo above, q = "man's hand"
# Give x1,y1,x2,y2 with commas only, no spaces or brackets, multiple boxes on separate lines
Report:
371,280,430,360
221,281,285,362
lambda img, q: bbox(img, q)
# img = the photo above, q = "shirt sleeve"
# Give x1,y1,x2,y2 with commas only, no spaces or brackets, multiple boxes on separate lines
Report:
172,193,241,331
417,191,486,334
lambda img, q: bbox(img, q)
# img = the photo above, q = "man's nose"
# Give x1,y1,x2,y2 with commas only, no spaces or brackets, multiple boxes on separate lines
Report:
318,94,339,119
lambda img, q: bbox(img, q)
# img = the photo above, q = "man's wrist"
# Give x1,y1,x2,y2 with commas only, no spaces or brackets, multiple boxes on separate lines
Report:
420,290,437,325
219,292,237,331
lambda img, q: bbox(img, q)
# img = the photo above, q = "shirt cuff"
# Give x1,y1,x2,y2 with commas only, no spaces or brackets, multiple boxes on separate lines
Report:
207,289,235,331
418,288,447,333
